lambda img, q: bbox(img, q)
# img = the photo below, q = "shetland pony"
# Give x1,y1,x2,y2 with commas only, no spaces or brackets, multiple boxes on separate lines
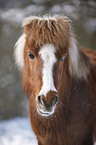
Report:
14,15,96,145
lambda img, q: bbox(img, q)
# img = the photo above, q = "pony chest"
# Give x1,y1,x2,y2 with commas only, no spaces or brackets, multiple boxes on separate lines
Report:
63,94,93,129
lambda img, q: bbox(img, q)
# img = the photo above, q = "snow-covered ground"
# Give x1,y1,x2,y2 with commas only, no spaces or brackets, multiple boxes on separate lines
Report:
0,117,38,145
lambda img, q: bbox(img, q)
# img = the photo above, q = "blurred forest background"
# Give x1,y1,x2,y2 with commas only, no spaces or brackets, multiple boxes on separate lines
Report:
0,0,96,120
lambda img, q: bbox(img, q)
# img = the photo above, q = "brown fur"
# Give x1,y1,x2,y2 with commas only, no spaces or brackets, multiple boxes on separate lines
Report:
16,15,96,145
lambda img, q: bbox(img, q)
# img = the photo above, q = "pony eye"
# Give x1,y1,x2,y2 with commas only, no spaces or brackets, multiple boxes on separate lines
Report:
61,55,66,61
29,52,35,59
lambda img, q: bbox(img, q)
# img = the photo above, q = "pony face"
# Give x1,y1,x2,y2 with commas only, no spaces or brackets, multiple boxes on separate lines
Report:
18,16,69,117
23,41,67,116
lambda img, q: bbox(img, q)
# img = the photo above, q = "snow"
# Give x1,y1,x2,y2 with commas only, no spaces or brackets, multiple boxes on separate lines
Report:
0,117,38,145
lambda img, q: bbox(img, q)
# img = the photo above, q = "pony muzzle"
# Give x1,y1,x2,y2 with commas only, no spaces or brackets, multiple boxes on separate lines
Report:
36,93,58,116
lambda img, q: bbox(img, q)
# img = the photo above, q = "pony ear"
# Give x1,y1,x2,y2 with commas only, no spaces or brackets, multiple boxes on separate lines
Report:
14,34,26,71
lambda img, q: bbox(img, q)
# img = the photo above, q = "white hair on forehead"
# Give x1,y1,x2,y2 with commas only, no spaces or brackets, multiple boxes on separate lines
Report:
14,34,26,70
38,44,57,97
22,15,69,26
22,15,57,27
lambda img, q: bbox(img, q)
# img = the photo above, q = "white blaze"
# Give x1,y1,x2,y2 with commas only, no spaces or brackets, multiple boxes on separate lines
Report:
38,44,57,97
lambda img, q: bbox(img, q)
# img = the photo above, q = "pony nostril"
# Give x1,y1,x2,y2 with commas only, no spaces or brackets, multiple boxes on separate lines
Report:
37,95,44,106
52,95,58,106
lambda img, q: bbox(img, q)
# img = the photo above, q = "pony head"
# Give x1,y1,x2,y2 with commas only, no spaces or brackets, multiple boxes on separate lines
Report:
14,15,89,117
